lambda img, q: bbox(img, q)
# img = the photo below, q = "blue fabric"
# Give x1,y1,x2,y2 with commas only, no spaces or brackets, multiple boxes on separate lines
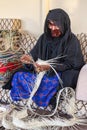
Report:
10,72,60,107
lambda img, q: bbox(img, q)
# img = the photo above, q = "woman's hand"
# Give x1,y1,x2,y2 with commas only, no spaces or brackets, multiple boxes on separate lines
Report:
20,54,32,64
34,63,50,73
20,55,50,72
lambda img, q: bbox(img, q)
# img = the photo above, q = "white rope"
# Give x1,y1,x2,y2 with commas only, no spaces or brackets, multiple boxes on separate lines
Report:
27,58,64,116
27,71,46,112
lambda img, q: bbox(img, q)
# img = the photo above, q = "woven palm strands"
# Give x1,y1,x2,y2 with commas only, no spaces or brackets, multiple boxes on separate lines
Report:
0,30,22,53
0,30,23,84
1,87,87,130
0,53,22,84
0,19,21,30
77,33,87,63
0,19,23,85
19,30,37,53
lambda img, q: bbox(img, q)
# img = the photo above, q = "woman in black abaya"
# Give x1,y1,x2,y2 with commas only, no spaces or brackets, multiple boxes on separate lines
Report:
3,8,84,108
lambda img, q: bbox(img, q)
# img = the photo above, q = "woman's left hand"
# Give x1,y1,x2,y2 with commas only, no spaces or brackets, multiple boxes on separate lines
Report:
35,63,50,73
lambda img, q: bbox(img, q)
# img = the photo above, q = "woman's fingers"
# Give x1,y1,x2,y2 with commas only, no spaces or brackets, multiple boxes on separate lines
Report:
35,65,50,72
20,56,51,71
20,54,32,64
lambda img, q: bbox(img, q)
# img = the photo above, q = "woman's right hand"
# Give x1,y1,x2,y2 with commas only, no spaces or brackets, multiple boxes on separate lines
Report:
20,54,32,64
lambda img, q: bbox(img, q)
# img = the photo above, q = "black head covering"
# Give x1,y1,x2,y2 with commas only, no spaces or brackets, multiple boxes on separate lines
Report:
44,8,71,38
40,8,72,60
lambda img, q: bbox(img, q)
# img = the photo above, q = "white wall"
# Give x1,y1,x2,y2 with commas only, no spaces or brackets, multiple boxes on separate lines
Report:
0,0,86,37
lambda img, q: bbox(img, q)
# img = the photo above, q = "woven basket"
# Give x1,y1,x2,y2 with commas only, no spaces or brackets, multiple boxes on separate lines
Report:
0,19,21,30
0,30,22,53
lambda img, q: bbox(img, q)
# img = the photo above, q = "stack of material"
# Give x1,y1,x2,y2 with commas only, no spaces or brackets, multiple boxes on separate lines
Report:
0,19,23,85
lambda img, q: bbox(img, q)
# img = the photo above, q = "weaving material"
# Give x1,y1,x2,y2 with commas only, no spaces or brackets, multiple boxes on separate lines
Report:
0,30,22,53
77,33,87,63
0,19,21,30
0,19,24,85
0,53,22,84
0,87,87,130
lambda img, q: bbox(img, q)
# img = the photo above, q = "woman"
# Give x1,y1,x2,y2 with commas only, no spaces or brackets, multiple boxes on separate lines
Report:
3,8,84,108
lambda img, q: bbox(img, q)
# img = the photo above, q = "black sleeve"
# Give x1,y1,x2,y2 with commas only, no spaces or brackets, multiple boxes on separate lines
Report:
53,35,85,72
30,35,42,61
